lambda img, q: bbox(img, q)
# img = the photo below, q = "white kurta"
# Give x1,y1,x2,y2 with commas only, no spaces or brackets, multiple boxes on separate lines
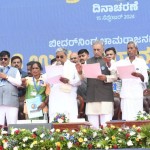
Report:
48,60,81,122
116,57,148,120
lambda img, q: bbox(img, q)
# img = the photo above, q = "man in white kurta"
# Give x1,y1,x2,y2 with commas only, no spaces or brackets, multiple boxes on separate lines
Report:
48,48,81,122
115,41,148,121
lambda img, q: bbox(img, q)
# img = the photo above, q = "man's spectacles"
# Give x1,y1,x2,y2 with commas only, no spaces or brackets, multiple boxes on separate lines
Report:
56,56,64,59
0,58,8,61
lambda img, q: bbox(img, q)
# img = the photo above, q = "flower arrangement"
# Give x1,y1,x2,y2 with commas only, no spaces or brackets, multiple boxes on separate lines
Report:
136,111,150,121
52,113,69,123
0,125,150,150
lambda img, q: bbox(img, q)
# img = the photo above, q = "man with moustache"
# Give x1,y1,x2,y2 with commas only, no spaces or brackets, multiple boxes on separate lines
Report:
70,52,80,64
0,51,22,125
114,41,148,121
48,48,81,122
77,49,89,119
76,41,117,128
11,56,28,120
78,49,89,64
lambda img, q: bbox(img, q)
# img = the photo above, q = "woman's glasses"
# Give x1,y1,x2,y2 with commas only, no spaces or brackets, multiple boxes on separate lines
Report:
0,58,8,61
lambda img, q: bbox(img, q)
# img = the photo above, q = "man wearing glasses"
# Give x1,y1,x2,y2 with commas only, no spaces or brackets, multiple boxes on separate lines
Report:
0,51,22,126
48,48,81,122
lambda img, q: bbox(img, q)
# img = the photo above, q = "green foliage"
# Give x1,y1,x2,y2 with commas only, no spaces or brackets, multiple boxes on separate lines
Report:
0,124,150,149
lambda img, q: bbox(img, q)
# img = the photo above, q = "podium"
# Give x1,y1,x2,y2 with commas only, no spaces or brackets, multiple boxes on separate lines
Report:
107,120,150,127
53,121,91,131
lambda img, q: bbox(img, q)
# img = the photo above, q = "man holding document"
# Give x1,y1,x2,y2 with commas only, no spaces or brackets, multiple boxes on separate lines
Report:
114,41,148,121
78,40,117,129
47,48,81,123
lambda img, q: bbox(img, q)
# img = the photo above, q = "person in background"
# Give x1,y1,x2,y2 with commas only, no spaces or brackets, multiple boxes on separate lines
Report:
0,50,22,125
105,47,121,94
51,58,56,65
48,48,81,122
77,40,117,128
11,56,28,120
69,52,86,118
70,52,79,64
22,61,50,119
105,47,121,120
105,47,116,61
26,61,35,77
115,41,148,120
78,49,89,64
11,56,27,78
77,49,90,119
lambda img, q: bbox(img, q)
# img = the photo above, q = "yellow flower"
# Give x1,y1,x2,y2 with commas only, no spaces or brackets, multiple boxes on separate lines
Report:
111,125,115,129
132,125,136,128
56,129,60,132
33,141,37,145
55,142,61,147
2,140,6,143
78,137,83,143
136,138,139,141
112,136,116,140
82,129,87,133
21,129,26,131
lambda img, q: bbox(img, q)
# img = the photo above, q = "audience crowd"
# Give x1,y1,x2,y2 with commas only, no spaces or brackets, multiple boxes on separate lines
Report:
0,40,149,129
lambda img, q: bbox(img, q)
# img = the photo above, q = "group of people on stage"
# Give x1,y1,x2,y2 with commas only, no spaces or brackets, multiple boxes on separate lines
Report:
0,39,149,129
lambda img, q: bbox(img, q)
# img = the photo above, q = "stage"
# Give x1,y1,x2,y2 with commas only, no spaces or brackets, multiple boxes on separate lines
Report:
53,121,92,131
107,120,150,127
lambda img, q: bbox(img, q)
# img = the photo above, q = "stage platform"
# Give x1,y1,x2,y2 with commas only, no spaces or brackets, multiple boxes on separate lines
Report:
107,120,150,127
52,121,92,131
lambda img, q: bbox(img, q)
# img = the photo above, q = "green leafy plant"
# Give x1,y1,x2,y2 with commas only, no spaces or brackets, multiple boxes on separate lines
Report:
0,125,150,150
136,111,150,120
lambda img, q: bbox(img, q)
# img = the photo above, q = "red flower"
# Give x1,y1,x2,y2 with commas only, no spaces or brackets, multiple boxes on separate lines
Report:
112,144,118,149
31,134,37,138
137,128,141,132
75,142,80,146
60,136,64,140
126,133,130,139
56,146,60,150
0,146,3,150
88,143,93,149
15,130,20,135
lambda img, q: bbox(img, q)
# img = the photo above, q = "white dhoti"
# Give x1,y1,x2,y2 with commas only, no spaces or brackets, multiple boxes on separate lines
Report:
86,102,114,128
121,98,143,121
49,84,78,122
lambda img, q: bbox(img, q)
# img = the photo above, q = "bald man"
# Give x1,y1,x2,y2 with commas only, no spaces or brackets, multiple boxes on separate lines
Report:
70,52,79,64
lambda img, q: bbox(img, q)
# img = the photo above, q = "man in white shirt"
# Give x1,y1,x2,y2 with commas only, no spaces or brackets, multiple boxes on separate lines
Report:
0,51,22,126
48,48,81,122
115,41,148,120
